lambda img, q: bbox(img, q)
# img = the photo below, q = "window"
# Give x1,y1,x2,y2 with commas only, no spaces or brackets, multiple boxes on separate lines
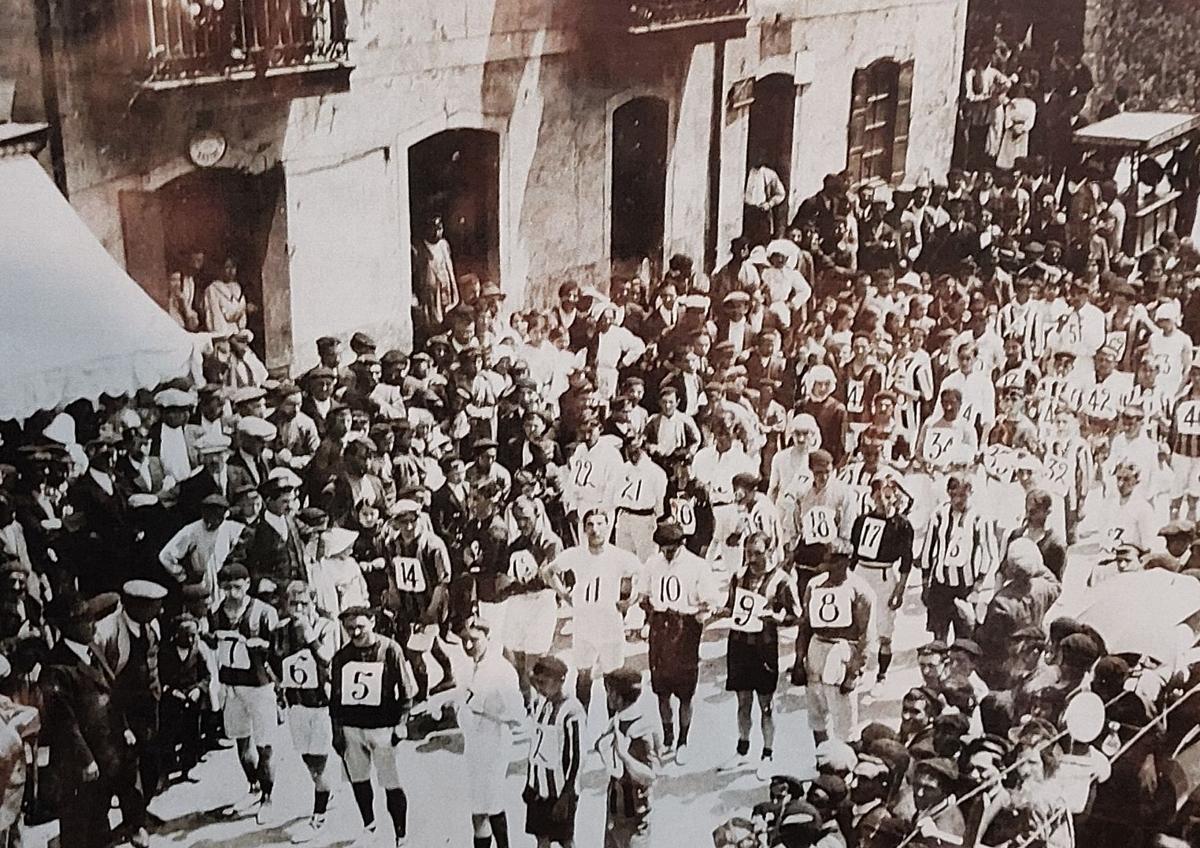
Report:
847,59,915,186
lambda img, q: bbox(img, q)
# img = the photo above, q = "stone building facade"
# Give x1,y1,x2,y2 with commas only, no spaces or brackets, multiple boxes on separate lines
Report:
3,0,967,372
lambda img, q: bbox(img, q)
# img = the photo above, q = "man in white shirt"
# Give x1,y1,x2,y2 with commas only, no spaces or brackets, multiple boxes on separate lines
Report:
639,521,718,766
613,435,668,562
586,307,646,402
564,418,624,543
743,155,788,245
159,494,245,602
551,511,640,715
152,388,199,484
692,424,758,569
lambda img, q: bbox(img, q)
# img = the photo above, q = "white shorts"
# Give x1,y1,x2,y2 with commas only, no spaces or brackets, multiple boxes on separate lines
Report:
857,564,898,639
1175,454,1200,499
288,704,333,756
466,746,509,815
222,684,278,743
500,591,558,655
476,600,508,635
342,725,404,789
572,629,625,675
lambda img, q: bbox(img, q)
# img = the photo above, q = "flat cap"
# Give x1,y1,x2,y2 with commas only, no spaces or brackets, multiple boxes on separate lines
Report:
349,331,377,351
154,388,197,408
122,579,167,601
237,417,277,440
1160,520,1195,538
230,387,267,406
217,563,250,583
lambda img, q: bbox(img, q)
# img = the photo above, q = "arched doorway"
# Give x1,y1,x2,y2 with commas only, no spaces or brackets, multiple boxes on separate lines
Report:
408,129,501,289
611,96,669,279
744,73,796,241
120,167,285,358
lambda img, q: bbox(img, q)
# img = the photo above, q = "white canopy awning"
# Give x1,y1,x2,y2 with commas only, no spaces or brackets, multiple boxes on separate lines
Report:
0,156,199,420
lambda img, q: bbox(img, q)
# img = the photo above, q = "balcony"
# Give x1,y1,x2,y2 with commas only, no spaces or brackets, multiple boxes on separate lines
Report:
72,0,352,95
620,0,749,37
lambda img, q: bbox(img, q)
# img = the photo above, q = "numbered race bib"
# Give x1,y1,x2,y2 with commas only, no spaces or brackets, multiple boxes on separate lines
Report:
857,516,887,560
730,587,768,633
1178,400,1200,436
922,429,959,465
846,380,866,414
670,497,697,535
983,445,1016,482
215,630,250,670
808,584,853,629
1105,331,1127,361
529,722,560,768
943,529,970,571
340,661,384,707
282,649,319,690
1083,386,1114,419
572,459,594,490
508,549,539,583
618,476,645,509
1044,454,1071,496
802,506,837,545
393,556,427,593
1155,352,1175,382
576,574,606,607
655,572,686,610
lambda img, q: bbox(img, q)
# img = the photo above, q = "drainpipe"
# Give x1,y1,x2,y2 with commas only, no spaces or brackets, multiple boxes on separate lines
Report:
32,0,68,194
704,38,725,274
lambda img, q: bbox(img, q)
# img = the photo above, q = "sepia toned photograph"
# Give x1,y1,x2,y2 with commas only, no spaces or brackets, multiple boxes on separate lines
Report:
3,0,1200,846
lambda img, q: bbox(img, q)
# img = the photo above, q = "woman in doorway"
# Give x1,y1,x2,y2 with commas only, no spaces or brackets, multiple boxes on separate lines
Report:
202,256,250,335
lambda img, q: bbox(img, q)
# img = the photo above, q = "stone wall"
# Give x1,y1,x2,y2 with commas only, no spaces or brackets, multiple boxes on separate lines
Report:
4,0,966,372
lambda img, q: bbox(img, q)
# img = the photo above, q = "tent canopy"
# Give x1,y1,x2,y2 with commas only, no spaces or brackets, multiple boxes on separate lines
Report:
0,156,198,421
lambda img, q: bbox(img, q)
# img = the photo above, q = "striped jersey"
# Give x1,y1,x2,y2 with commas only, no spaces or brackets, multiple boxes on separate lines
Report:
1170,393,1200,458
526,695,586,800
920,505,997,588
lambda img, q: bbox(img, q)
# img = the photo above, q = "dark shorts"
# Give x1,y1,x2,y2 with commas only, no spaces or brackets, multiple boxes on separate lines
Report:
648,612,702,699
525,790,578,842
726,634,779,695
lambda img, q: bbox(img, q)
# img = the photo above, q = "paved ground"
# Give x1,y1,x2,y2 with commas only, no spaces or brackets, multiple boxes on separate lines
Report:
25,582,939,848
25,543,1101,848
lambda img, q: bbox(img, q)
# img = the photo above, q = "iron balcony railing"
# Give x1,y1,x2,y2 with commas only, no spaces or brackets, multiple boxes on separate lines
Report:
623,0,749,34
88,0,351,87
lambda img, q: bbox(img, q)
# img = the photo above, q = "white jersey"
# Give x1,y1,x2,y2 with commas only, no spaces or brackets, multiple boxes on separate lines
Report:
640,549,719,614
553,544,640,637
565,440,623,514
616,456,668,514
692,445,758,507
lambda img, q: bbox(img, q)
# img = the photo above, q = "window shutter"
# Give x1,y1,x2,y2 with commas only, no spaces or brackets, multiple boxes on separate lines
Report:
890,60,915,184
847,68,871,185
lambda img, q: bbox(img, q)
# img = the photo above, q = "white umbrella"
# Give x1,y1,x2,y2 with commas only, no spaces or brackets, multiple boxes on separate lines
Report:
1076,570,1200,660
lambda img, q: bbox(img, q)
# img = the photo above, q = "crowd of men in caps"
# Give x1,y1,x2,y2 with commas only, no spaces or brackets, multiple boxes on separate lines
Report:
10,133,1200,848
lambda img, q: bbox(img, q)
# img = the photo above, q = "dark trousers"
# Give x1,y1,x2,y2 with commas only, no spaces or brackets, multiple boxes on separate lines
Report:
924,581,974,643
159,693,204,775
59,779,112,848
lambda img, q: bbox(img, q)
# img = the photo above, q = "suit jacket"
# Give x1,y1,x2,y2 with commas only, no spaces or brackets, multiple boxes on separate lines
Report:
40,641,129,789
66,473,128,541
114,455,169,496
173,470,224,526
429,481,470,549
93,612,161,698
226,450,272,496
300,396,331,438
230,514,309,589
712,318,758,354
930,222,980,273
